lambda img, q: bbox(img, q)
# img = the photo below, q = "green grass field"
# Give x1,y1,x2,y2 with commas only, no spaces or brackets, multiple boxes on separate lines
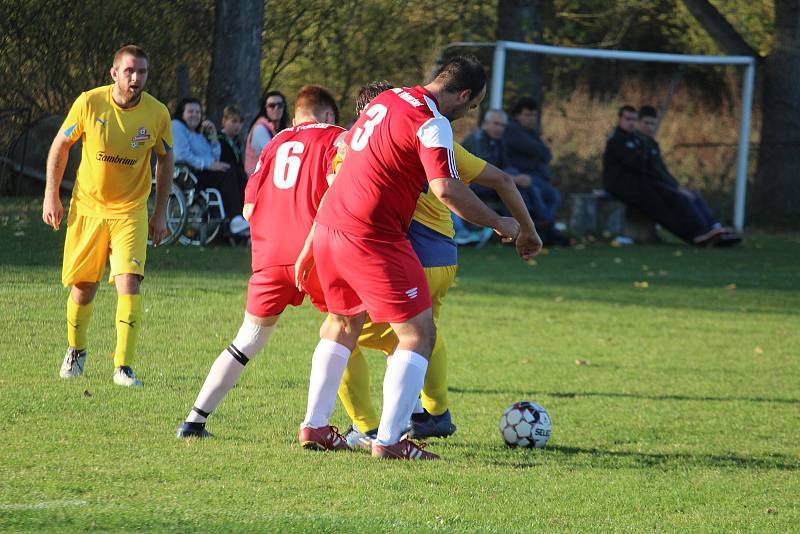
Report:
1,197,798,532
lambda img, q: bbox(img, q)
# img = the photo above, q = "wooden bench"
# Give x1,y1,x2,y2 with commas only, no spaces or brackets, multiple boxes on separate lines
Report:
569,190,660,243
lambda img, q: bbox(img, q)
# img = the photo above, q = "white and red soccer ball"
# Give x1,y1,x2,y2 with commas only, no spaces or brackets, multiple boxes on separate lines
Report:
499,401,552,448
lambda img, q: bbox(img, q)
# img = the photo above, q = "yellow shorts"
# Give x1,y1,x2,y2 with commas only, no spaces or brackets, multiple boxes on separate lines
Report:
358,264,458,354
61,209,148,287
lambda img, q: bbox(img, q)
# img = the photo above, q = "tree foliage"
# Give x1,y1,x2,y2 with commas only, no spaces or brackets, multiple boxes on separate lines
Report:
258,0,495,123
0,0,776,125
0,0,213,119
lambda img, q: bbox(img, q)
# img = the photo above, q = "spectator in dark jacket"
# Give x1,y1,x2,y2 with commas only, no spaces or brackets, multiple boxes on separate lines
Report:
636,105,740,245
504,97,560,225
217,105,248,191
461,109,538,210
603,105,739,246
218,105,244,170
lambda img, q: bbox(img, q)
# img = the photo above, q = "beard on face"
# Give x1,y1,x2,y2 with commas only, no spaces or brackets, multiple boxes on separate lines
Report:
444,101,471,122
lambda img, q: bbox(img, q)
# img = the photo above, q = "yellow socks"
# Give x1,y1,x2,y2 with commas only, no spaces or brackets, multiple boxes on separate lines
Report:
114,294,142,367
421,334,449,416
66,297,94,350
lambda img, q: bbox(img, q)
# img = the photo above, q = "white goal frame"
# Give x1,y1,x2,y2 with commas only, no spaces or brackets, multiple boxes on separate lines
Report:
445,40,756,232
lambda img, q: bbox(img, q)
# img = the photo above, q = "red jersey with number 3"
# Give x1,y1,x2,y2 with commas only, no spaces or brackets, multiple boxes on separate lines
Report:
315,86,459,242
244,121,345,269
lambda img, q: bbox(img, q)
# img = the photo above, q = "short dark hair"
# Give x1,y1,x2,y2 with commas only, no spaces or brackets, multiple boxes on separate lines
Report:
510,97,538,117
222,105,243,121
639,105,658,119
431,55,486,98
356,81,394,114
174,97,202,132
113,45,148,68
618,105,637,117
295,84,339,124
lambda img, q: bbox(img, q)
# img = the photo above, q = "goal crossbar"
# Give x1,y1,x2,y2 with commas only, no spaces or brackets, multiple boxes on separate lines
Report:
446,40,756,232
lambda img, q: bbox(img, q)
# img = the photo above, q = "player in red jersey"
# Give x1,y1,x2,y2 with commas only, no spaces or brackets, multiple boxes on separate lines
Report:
176,85,346,440
296,56,521,460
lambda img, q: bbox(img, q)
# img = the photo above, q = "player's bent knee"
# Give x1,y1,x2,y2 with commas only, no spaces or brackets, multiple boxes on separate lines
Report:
71,282,99,305
115,274,142,295
392,308,436,354
229,316,275,364
321,313,360,337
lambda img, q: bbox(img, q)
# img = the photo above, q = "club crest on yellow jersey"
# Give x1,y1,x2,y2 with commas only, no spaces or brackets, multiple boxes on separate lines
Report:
131,127,150,148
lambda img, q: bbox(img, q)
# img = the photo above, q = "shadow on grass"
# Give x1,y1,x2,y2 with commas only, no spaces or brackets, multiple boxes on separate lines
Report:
449,387,800,405
486,444,800,471
455,240,800,296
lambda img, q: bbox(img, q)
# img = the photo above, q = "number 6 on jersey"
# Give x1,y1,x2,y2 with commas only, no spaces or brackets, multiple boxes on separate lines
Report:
274,141,305,189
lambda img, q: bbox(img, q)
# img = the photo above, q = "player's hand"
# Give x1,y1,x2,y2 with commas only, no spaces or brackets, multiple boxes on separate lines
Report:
242,203,254,222
149,210,168,247
493,216,520,244
515,228,543,260
42,194,63,230
294,238,315,292
209,161,230,171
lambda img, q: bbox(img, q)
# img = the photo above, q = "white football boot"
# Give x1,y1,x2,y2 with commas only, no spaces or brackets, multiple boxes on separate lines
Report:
59,348,87,378
342,425,378,450
113,366,143,387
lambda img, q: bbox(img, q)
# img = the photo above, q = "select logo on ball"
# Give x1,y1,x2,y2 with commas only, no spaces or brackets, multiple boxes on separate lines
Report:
499,401,552,449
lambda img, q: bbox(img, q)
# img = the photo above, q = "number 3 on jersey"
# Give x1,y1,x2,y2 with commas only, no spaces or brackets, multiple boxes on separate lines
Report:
273,141,304,189
350,104,387,152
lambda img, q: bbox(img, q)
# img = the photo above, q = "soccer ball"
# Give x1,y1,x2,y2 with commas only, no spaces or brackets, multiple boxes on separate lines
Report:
499,401,552,448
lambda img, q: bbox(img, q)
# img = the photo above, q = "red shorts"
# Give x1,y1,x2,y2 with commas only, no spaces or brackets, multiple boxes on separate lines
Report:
313,224,431,323
246,265,327,318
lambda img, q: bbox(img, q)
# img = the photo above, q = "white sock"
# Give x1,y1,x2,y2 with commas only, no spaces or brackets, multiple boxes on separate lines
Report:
413,397,424,414
186,320,274,423
302,339,351,429
376,350,429,445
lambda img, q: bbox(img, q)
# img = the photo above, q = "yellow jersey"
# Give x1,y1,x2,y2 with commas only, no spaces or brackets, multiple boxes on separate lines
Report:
61,85,173,218
330,142,487,238
412,142,486,238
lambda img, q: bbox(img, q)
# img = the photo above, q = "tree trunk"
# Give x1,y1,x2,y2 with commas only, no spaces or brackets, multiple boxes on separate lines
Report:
680,0,757,56
206,0,265,133
753,0,800,224
682,0,800,224
496,0,546,113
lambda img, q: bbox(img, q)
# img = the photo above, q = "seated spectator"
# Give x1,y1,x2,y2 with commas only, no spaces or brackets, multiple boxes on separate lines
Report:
171,97,248,236
244,90,289,174
218,105,244,170
217,105,248,191
460,110,547,244
504,97,561,228
602,105,740,246
636,105,740,245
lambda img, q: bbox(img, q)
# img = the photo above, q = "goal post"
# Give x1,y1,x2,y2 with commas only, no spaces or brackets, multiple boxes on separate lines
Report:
443,40,757,232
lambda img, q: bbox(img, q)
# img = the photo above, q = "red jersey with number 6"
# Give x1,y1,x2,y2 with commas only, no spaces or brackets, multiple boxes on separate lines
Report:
315,86,459,242
244,121,345,270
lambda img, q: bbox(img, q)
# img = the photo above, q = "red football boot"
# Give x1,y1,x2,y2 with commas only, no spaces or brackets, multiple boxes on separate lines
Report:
298,425,351,451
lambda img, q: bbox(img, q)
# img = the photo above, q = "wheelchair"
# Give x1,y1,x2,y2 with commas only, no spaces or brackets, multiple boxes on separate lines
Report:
146,163,227,247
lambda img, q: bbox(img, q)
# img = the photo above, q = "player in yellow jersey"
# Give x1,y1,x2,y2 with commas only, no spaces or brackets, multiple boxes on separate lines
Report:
324,82,542,447
42,45,174,387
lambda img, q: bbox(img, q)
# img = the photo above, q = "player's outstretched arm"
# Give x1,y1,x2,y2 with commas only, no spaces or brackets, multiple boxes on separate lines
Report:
149,151,174,246
429,177,519,243
42,134,73,230
472,164,542,259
